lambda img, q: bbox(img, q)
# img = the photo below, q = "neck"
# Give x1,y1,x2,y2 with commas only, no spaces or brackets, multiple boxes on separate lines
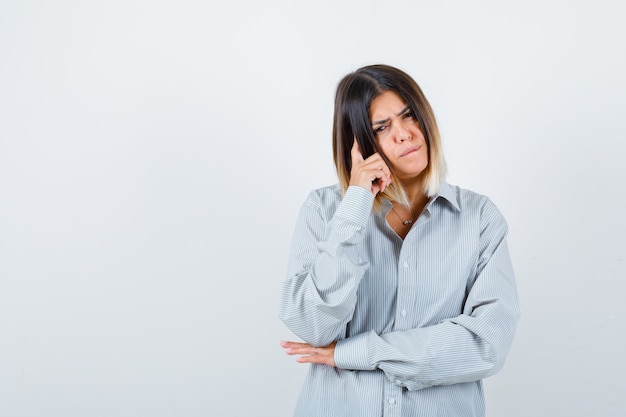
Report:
400,176,428,209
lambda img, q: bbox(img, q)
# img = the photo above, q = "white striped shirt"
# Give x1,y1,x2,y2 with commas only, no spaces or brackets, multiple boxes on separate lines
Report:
279,183,520,417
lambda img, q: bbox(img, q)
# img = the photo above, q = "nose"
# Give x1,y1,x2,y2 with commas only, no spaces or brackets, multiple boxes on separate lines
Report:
396,124,411,142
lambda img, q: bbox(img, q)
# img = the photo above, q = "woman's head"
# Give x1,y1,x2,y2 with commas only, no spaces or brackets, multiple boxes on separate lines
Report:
332,64,446,206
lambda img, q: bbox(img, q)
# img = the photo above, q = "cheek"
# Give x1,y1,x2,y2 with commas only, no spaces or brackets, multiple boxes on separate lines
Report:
376,141,393,160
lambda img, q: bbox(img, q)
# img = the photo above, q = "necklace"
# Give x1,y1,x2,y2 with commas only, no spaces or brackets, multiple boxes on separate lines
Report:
391,205,415,226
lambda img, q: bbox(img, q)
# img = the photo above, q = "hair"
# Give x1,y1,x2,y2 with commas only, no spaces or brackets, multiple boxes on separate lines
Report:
332,64,446,209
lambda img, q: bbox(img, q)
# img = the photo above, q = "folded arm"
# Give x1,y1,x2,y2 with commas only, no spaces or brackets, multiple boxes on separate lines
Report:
333,199,520,390
279,186,374,347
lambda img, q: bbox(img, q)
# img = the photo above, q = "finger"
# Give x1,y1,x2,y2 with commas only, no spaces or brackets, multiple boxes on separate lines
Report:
361,152,386,167
364,158,392,182
369,162,390,182
351,138,364,163
378,176,392,194
285,346,317,356
296,355,326,364
381,175,393,192
372,170,393,194
295,349,326,361
282,342,317,356
378,166,392,185
295,349,335,367
280,340,309,348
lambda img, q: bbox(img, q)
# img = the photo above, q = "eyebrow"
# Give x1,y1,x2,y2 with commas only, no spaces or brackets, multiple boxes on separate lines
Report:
371,105,411,126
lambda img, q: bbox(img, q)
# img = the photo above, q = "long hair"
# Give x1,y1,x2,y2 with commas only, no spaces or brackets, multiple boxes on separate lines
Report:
332,64,446,209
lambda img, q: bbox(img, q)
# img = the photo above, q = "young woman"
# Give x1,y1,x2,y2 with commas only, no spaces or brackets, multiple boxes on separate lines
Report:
279,64,520,417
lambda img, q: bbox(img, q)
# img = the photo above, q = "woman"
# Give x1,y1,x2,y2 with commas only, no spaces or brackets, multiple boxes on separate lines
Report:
279,64,520,417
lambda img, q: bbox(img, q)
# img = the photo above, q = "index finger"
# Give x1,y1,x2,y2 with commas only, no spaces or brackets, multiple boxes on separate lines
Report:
351,137,364,162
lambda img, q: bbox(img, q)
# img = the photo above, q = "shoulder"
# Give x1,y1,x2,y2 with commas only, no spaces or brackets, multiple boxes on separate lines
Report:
443,183,507,230
303,183,342,208
444,183,502,214
299,184,343,220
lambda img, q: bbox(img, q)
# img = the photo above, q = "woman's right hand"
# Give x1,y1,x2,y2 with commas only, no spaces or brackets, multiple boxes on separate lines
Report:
350,138,392,196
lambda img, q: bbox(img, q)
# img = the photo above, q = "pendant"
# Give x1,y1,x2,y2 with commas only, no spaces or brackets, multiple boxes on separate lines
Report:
403,219,413,226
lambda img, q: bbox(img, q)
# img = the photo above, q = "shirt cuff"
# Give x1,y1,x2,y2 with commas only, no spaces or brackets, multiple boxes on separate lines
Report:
334,331,376,371
333,186,375,229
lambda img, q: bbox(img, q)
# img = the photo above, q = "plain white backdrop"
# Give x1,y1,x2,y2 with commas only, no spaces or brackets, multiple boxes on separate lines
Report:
1,1,625,416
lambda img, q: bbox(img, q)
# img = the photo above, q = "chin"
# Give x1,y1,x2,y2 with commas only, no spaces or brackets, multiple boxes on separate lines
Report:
398,165,428,178
396,171,425,182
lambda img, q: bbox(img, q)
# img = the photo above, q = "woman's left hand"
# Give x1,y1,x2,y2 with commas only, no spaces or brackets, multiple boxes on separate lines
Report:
280,340,337,367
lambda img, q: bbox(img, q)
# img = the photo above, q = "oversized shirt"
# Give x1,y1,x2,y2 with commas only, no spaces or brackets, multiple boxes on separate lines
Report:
279,183,520,417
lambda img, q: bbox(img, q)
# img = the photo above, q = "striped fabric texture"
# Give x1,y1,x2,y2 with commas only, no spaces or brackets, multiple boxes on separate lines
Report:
279,183,520,417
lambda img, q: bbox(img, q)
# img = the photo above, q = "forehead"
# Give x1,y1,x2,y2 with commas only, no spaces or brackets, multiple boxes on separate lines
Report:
369,91,407,120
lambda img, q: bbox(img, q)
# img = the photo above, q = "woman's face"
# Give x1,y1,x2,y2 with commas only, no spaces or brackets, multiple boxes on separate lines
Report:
369,91,429,182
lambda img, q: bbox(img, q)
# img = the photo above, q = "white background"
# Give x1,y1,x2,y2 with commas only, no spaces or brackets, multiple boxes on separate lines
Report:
1,1,625,416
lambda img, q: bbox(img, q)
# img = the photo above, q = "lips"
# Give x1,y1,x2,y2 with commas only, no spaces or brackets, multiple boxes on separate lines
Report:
400,145,421,157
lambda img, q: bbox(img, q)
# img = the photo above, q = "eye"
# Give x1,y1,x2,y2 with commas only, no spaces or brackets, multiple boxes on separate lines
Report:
374,125,388,134
403,110,415,119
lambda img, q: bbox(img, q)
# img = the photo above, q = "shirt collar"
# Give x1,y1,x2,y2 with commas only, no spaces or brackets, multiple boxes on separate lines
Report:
430,182,461,212
381,182,460,213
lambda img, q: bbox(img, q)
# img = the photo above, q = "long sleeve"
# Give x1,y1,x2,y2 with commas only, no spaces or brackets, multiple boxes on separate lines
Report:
279,186,375,347
280,183,519,417
334,197,520,391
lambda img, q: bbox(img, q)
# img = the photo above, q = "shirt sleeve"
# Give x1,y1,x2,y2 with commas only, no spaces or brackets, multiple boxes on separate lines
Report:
279,186,375,347
334,198,521,390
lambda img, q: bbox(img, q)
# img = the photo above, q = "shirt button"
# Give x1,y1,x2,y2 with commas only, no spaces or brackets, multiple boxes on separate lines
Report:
395,379,402,385
388,398,396,405
401,310,407,317
403,261,409,268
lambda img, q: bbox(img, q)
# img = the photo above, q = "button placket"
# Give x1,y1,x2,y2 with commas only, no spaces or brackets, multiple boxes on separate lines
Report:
396,257,411,325
383,380,403,416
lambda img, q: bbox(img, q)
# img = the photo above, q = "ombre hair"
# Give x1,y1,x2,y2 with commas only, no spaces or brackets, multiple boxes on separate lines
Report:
332,64,446,209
